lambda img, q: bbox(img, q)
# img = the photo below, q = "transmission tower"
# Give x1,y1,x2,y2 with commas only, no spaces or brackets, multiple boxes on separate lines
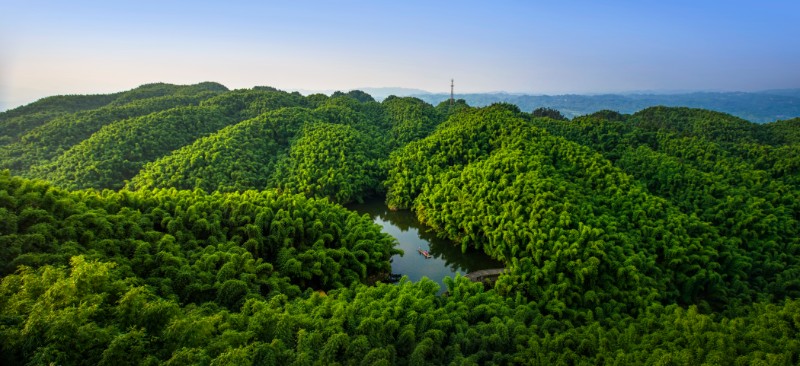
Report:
450,79,454,106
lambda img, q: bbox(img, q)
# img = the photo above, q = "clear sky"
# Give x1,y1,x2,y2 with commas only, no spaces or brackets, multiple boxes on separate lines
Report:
1,0,799,110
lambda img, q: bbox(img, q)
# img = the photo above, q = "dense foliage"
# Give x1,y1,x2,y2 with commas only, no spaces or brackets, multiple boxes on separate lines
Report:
0,94,117,146
1,84,799,364
382,96,443,149
126,108,319,193
3,255,798,365
0,83,227,174
0,171,399,291
534,107,800,309
270,122,384,204
531,107,567,121
126,94,423,204
389,106,727,317
31,106,235,190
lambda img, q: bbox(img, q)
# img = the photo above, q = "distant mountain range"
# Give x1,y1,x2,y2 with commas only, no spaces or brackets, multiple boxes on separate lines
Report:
386,89,800,123
420,90,800,123
356,87,431,101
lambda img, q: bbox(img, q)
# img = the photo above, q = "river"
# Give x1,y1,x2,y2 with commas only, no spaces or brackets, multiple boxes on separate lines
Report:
347,199,503,292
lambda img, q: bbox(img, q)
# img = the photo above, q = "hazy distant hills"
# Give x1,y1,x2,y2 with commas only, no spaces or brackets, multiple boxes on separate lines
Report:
757,88,800,98
406,89,800,123
356,87,430,101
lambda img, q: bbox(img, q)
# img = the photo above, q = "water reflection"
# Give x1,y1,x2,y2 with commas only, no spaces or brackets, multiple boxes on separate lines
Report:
347,199,502,291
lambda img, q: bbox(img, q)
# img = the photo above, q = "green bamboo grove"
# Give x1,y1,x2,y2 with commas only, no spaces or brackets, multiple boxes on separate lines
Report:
1,83,799,364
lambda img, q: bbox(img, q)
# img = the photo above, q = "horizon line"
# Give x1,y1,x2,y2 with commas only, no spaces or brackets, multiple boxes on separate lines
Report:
2,85,800,113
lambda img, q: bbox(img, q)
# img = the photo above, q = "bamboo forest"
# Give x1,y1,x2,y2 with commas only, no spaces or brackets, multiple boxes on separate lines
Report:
1,82,799,365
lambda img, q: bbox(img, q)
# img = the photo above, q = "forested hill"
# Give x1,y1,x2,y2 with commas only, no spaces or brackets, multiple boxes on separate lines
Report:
410,90,800,123
1,83,800,364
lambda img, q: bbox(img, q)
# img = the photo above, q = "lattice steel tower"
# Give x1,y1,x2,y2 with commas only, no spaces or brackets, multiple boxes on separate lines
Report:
450,79,454,106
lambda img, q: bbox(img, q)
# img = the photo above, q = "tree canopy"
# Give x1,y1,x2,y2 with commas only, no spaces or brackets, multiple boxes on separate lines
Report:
1,84,799,364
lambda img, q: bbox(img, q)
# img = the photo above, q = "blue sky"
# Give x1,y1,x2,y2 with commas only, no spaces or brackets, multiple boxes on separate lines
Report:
1,0,799,110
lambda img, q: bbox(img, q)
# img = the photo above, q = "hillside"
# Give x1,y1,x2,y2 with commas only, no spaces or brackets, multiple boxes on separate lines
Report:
1,84,799,364
0,82,228,175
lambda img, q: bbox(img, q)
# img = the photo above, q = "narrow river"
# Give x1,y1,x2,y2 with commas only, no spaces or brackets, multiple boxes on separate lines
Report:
347,199,503,292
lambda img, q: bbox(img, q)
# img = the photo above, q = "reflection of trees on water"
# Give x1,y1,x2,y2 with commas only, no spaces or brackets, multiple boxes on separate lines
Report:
348,200,416,231
347,198,502,274
424,229,499,273
377,209,416,232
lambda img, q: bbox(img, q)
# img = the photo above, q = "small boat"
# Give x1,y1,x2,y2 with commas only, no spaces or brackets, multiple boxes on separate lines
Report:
418,248,432,258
